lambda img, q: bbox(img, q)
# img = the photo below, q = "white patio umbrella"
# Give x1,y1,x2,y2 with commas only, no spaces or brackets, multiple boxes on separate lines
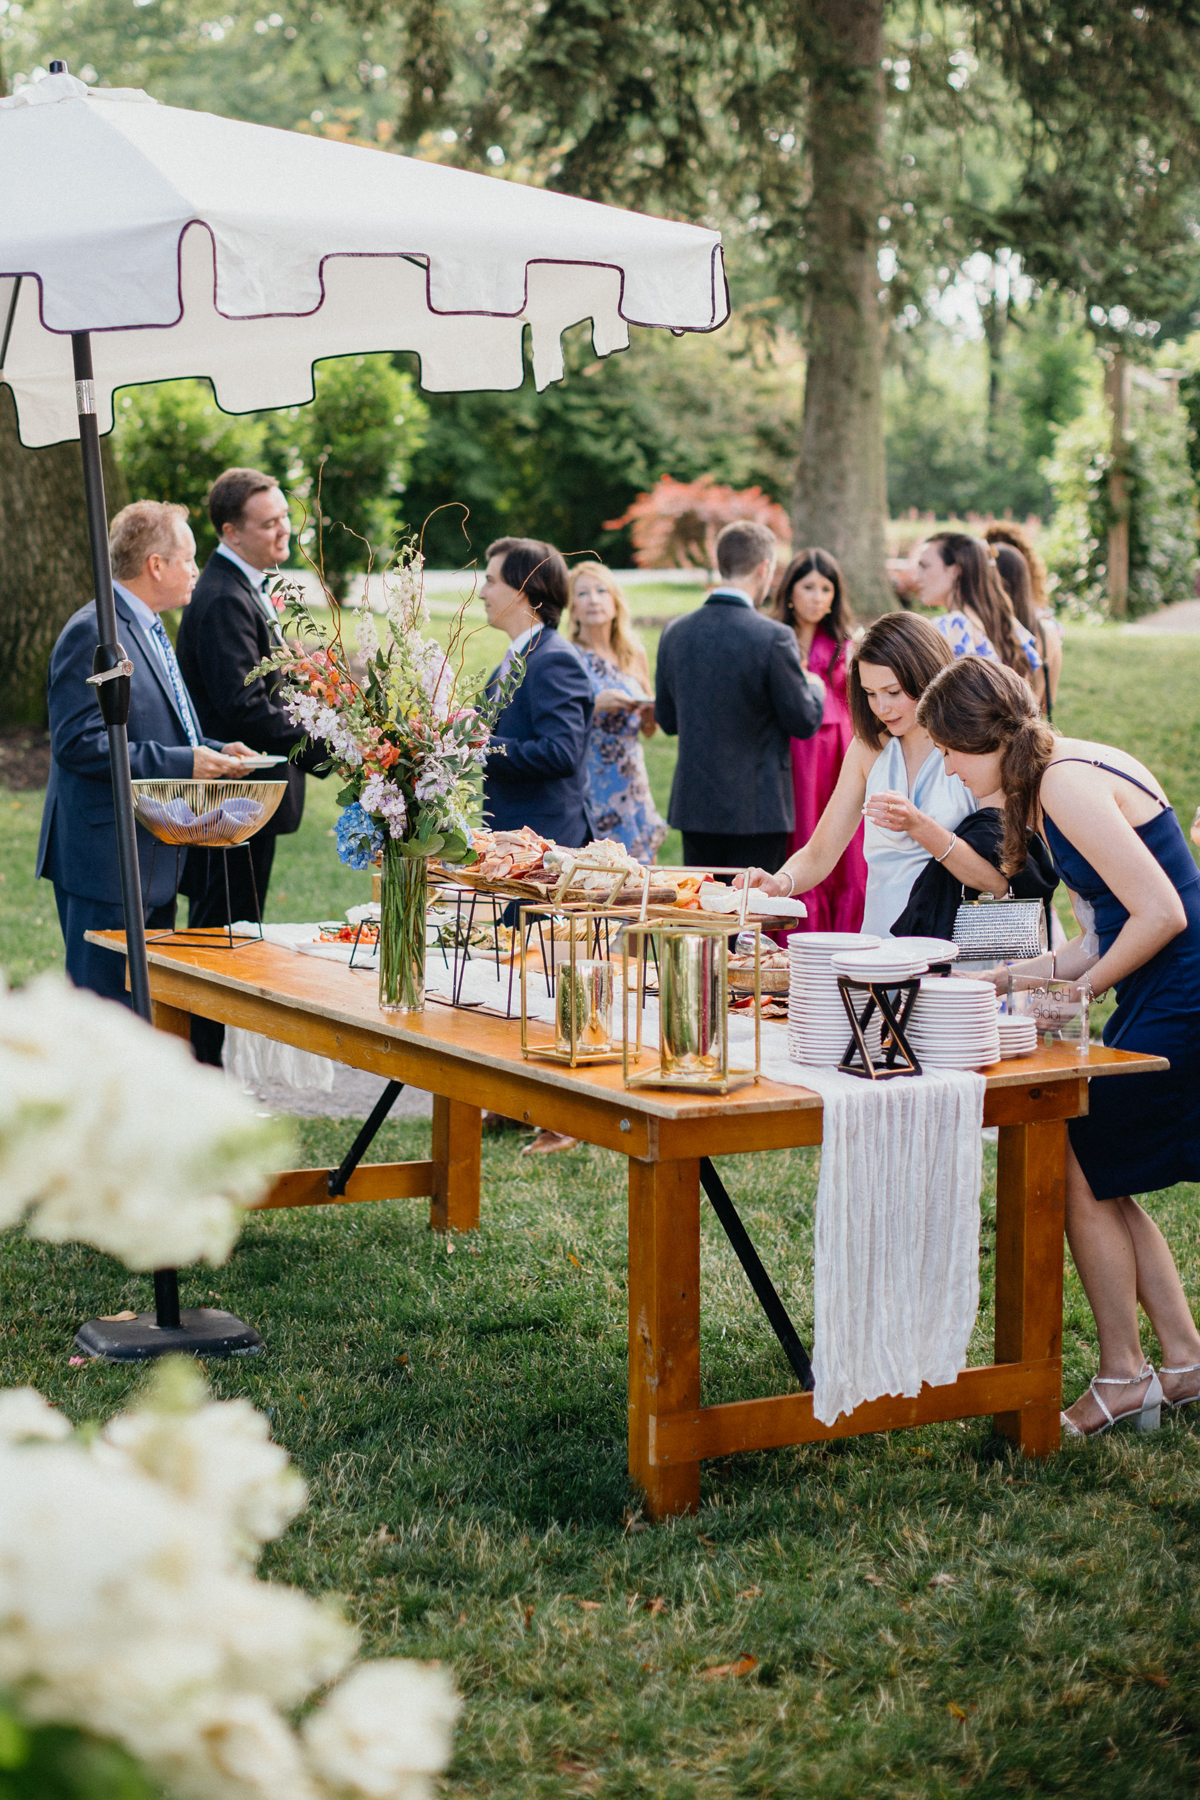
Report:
0,64,727,1354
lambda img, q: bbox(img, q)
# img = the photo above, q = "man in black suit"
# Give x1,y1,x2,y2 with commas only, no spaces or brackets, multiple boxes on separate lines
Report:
655,519,825,873
37,501,252,1004
176,466,326,1063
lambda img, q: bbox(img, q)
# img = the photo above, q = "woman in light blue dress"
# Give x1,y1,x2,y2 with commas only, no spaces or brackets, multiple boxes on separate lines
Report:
909,532,1046,711
565,563,667,863
740,613,1008,934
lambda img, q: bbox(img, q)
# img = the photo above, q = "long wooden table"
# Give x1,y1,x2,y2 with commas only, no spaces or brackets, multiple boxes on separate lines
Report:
91,930,1168,1519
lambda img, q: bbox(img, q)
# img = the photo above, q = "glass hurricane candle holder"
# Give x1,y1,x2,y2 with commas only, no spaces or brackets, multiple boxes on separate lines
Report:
621,918,761,1094
519,904,627,1068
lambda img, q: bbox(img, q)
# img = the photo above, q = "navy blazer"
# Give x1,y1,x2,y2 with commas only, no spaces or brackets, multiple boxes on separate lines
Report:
655,590,824,835
176,551,321,837
483,628,594,847
36,590,222,907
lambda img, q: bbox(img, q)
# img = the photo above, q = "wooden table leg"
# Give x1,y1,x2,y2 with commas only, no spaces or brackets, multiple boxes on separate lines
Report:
994,1118,1067,1455
628,1156,701,1519
152,999,192,1044
430,1095,481,1233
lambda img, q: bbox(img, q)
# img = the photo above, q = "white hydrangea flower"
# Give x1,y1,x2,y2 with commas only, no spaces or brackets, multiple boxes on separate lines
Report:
0,1387,72,1444
0,975,290,1269
302,1661,461,1800
101,1360,306,1564
357,603,380,662
0,1370,456,1800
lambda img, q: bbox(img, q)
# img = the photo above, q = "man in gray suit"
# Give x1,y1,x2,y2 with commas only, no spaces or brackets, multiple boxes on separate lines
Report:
655,519,825,873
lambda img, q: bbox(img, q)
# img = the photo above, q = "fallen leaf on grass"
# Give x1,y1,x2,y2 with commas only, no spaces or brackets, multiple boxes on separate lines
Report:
699,1655,757,1681
863,1575,885,1588
1141,1672,1169,1688
928,1573,957,1589
737,1587,763,1600
622,1508,648,1535
99,1310,138,1322
524,1604,535,1630
645,1597,666,1616
578,1600,603,1612
697,1533,716,1548
948,1703,968,1721
567,1253,582,1268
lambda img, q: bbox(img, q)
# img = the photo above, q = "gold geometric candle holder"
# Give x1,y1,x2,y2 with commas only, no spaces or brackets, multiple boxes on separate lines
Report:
621,916,761,1094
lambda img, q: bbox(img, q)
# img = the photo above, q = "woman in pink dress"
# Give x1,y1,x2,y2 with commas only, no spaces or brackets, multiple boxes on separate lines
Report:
771,548,867,931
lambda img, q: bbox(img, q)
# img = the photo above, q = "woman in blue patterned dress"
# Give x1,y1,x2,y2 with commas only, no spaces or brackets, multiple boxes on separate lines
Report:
910,533,1046,710
566,563,667,863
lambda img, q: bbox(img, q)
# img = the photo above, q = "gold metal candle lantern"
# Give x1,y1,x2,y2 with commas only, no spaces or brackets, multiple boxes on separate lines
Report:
519,904,626,1068
621,918,761,1093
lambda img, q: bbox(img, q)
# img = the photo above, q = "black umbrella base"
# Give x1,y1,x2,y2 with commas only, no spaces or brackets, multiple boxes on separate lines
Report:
74,1308,264,1363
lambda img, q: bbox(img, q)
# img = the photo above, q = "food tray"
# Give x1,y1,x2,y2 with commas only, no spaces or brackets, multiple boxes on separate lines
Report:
430,864,679,907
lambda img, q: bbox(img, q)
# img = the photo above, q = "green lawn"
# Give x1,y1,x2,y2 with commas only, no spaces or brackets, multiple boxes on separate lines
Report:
5,627,1200,1797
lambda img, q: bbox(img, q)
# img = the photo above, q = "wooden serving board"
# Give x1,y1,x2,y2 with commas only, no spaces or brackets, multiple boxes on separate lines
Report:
430,865,679,907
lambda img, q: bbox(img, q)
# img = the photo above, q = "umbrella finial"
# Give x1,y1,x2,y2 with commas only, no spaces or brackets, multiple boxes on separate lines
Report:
48,59,69,73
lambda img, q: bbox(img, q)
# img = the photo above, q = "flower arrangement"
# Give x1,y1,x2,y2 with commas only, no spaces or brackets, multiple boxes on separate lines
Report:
0,973,290,1270
256,543,519,869
252,542,523,1009
0,1361,459,1800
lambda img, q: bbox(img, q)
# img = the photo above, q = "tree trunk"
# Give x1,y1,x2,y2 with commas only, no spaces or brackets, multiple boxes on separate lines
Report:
1104,350,1130,618
0,385,127,725
792,0,891,615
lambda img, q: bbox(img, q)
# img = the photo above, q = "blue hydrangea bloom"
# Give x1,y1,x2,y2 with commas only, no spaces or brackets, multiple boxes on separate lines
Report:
335,803,384,870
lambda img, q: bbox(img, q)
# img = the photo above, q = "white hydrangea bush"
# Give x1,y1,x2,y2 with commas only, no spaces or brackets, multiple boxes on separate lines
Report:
0,973,291,1269
0,1363,460,1800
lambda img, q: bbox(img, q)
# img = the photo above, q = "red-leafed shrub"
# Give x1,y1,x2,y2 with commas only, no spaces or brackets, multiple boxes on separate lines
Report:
605,475,792,570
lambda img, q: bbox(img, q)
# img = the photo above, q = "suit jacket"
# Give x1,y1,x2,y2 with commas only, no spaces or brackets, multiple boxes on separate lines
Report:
483,628,594,847
176,550,321,837
36,591,223,906
655,590,824,835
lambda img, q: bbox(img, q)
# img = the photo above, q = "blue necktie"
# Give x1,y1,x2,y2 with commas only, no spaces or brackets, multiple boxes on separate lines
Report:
148,616,200,749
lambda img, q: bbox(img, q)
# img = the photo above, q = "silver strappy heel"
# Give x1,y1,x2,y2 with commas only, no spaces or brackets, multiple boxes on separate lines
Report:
1159,1360,1200,1411
1061,1361,1163,1438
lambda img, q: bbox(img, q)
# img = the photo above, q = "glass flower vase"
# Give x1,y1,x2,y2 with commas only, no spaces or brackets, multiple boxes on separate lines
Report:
378,841,428,1012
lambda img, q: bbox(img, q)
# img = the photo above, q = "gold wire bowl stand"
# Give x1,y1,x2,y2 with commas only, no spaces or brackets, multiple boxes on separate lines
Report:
130,778,287,847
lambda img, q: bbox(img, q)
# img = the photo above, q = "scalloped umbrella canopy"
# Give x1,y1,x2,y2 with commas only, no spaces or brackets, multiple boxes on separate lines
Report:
0,72,728,447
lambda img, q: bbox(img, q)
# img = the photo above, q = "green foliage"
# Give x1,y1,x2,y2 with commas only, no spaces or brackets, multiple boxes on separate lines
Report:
301,355,427,596
0,1700,160,1800
884,304,1094,520
110,380,266,562
401,322,802,566
1043,386,1199,618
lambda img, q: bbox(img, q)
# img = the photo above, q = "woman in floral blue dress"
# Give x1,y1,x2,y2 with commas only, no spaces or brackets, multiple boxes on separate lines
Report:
566,563,667,862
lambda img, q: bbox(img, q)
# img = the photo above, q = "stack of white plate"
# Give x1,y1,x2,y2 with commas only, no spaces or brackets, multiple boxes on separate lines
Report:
890,935,960,966
829,945,930,983
787,931,884,1066
906,976,1001,1068
997,1012,1038,1059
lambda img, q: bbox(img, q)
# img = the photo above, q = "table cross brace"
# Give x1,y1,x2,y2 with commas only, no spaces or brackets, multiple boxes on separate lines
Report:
698,1157,814,1391
327,1080,405,1197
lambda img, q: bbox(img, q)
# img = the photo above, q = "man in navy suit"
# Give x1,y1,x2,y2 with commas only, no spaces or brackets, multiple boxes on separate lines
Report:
36,501,253,1006
481,537,594,847
655,519,825,874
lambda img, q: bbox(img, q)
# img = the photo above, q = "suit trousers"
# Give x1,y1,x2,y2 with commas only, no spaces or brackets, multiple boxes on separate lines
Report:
681,830,790,880
53,888,176,1007
187,833,279,1066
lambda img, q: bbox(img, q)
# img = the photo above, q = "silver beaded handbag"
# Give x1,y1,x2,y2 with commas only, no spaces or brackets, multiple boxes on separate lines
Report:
952,893,1048,962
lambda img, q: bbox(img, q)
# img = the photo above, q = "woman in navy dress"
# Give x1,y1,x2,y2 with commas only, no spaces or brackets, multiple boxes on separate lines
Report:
919,657,1200,1440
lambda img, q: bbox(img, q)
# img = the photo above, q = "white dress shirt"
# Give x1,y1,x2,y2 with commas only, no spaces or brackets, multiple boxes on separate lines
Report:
216,542,281,633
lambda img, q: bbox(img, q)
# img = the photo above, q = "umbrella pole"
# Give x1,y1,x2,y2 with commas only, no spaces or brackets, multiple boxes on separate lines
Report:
71,333,153,1024
69,332,262,1363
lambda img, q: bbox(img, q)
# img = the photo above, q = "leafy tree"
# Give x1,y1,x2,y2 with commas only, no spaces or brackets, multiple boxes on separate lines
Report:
399,319,803,566
1042,375,1198,618
302,354,427,596
111,380,267,562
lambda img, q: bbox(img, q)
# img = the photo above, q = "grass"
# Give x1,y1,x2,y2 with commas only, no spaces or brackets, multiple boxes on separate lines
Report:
6,625,1200,1795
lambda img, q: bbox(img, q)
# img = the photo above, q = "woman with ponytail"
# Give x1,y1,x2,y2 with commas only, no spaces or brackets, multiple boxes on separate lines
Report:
918,657,1200,1439
910,533,1046,710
